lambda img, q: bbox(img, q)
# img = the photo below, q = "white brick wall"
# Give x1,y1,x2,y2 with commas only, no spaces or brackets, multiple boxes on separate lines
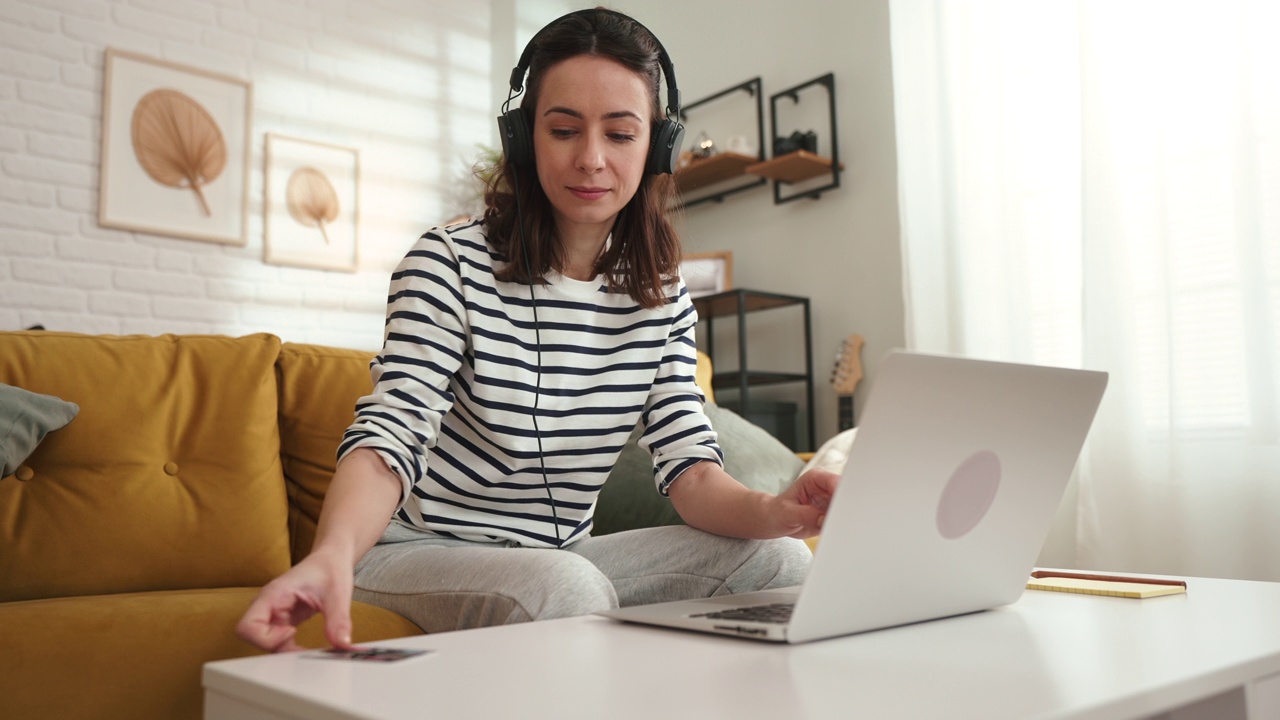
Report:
0,0,494,350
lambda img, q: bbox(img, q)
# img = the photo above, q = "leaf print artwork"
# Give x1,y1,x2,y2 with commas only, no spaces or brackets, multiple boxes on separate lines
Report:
130,88,227,217
285,167,340,244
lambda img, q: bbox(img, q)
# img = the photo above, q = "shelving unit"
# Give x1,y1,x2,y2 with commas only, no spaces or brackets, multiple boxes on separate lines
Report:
749,73,843,204
691,288,815,452
674,77,767,208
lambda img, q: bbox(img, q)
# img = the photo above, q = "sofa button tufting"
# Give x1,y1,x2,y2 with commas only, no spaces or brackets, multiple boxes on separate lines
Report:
164,462,179,475
15,466,35,481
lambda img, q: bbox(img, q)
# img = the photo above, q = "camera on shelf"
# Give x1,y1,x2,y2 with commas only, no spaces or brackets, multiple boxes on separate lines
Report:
773,130,818,156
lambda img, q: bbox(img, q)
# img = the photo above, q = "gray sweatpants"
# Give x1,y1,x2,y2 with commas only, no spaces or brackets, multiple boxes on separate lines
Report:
352,523,812,634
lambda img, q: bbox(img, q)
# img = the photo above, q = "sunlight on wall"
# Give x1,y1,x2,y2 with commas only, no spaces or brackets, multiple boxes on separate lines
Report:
0,0,496,351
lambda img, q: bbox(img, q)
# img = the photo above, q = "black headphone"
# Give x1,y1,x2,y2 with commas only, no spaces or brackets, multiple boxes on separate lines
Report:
496,8,685,176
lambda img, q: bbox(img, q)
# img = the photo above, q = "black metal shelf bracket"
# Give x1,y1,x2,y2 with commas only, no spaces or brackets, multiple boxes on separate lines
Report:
768,72,841,205
678,77,768,208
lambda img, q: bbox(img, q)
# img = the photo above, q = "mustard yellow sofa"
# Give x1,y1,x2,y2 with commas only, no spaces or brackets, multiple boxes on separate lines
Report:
0,331,423,720
0,330,808,720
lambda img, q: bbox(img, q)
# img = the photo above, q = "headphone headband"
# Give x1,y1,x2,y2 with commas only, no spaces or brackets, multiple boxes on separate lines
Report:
498,8,685,176
507,8,681,119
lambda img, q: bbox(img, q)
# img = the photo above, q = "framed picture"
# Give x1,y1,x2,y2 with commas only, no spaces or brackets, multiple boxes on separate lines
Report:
263,134,360,272
681,251,733,297
99,48,252,245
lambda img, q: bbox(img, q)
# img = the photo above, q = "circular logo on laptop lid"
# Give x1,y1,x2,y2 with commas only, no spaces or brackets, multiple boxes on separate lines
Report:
936,450,1002,539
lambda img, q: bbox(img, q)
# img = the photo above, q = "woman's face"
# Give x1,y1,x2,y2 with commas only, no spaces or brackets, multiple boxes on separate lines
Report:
533,54,653,242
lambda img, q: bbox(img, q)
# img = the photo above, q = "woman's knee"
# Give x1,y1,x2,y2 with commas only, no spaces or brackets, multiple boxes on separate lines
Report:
515,550,619,620
725,536,813,593
771,537,816,586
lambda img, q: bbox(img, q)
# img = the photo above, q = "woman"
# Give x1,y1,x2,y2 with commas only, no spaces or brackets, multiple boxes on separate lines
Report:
237,8,838,653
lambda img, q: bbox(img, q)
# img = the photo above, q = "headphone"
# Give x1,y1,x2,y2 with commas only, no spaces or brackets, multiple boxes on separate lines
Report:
496,8,685,176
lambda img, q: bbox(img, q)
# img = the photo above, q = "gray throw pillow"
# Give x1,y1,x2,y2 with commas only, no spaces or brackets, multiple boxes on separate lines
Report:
0,383,80,477
594,402,804,535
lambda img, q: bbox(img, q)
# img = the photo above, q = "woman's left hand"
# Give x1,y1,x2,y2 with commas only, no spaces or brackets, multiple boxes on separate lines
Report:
768,468,840,539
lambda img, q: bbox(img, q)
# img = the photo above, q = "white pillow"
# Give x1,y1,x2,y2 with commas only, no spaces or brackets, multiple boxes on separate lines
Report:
801,428,858,476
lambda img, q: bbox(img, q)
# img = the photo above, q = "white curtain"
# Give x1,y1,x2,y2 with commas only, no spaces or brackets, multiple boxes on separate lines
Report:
889,0,1280,580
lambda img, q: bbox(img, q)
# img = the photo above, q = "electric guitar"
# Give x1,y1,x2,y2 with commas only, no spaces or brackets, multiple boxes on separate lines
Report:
829,334,865,432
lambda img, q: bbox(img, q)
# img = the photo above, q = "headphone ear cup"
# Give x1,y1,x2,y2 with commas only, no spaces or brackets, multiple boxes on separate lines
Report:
497,107,534,167
646,119,685,175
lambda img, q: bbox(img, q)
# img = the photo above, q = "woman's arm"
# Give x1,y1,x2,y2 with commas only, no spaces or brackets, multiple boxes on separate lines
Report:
637,282,839,539
667,460,838,540
309,448,404,569
235,448,401,652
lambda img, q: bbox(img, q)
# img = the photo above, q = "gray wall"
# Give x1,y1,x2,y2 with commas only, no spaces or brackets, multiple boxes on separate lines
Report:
622,0,905,446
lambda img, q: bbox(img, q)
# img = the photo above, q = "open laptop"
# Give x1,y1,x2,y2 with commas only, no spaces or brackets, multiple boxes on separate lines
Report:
598,350,1108,643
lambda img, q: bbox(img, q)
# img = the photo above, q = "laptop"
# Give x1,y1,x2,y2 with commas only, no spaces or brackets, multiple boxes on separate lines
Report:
598,350,1108,643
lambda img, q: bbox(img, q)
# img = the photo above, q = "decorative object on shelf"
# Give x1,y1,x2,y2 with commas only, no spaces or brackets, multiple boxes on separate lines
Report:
680,251,733,298
724,134,755,157
691,131,717,159
264,134,360,272
746,72,843,204
829,333,865,432
99,48,252,245
674,77,767,207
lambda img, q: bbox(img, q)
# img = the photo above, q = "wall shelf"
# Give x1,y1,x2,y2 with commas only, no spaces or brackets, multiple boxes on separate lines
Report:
746,150,843,185
763,73,842,204
676,152,760,194
675,77,767,208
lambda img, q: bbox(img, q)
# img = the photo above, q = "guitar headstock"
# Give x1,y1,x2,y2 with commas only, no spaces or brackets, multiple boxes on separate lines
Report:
830,334,865,396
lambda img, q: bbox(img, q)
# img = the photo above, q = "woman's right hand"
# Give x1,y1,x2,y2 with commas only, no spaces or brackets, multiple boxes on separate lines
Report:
236,447,404,652
235,548,356,653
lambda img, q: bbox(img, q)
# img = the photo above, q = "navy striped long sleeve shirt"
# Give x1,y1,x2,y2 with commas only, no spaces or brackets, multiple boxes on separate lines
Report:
338,220,723,548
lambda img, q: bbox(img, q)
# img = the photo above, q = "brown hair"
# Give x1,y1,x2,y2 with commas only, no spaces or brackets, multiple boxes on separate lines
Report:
483,9,682,309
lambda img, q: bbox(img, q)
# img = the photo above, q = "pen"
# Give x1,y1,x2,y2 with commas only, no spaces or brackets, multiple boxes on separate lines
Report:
1030,570,1188,589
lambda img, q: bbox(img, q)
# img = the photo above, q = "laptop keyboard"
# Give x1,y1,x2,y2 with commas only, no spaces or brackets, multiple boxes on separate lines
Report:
691,602,795,624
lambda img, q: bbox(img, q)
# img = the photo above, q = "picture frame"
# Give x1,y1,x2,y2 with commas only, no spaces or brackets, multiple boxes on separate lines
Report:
263,133,360,272
98,48,252,245
681,251,733,297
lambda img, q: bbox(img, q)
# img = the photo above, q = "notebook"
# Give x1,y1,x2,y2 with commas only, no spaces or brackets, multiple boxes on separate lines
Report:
598,350,1108,643
1026,573,1187,599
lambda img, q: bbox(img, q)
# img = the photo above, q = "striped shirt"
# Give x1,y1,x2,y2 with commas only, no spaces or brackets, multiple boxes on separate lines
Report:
339,220,723,548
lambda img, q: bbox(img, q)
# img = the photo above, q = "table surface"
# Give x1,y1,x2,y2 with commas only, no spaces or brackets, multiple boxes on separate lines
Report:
204,574,1280,720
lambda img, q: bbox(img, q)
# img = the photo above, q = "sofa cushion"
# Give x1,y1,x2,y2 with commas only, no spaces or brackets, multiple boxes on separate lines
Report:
0,331,291,603
0,588,423,720
594,401,805,535
0,382,79,476
277,342,376,564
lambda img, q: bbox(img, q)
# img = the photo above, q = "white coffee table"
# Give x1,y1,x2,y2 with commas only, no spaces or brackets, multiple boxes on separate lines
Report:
205,574,1280,720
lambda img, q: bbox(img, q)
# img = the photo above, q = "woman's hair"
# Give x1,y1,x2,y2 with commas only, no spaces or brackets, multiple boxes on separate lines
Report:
482,9,682,310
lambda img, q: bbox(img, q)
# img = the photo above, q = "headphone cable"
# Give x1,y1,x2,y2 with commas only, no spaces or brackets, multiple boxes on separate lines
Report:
509,169,563,547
